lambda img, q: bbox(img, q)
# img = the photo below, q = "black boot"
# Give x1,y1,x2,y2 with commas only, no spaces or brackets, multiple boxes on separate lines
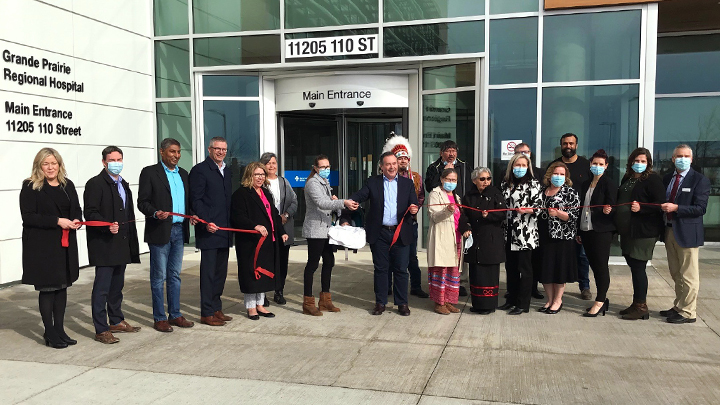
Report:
273,290,286,305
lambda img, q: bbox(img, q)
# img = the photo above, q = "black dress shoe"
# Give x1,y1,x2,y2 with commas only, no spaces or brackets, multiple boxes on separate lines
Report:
273,291,286,305
498,302,514,310
666,312,696,324
372,303,386,315
410,289,430,298
43,333,68,349
398,304,411,316
532,290,545,300
459,286,468,297
508,307,528,315
660,308,678,318
247,312,260,320
471,308,494,315
257,311,275,318
56,329,77,345
546,303,564,314
537,306,549,313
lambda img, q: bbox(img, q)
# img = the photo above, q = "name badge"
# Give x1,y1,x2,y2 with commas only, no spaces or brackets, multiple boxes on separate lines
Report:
682,188,691,192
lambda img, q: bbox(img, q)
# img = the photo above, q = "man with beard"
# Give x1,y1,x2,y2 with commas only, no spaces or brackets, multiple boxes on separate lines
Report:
551,133,592,300
382,135,429,298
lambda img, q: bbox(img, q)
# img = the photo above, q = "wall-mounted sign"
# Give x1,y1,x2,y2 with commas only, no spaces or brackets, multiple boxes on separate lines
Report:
285,34,378,59
275,74,408,111
285,170,339,188
501,140,523,160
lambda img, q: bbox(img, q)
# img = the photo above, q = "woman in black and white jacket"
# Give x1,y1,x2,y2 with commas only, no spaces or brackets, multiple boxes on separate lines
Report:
500,153,542,315
538,162,580,314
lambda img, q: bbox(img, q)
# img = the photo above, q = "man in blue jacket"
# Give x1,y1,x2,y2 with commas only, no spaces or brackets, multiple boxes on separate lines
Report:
660,144,711,324
190,137,233,326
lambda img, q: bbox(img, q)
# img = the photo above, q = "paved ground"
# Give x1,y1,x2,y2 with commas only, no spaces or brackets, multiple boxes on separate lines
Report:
1,244,720,405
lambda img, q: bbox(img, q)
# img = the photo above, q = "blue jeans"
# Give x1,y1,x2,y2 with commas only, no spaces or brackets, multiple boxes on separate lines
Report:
149,224,184,322
576,241,590,291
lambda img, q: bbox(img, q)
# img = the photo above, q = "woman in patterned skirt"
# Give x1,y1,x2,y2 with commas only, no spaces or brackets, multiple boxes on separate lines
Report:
427,168,471,315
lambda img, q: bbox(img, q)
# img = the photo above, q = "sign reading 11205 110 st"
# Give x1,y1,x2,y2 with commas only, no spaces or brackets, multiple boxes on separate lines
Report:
286,34,378,59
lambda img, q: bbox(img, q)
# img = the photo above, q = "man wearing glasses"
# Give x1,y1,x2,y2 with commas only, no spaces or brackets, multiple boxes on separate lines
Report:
189,137,233,326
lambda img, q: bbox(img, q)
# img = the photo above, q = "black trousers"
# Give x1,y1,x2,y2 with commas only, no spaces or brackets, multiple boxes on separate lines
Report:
625,255,648,303
505,246,533,311
92,264,126,334
275,244,291,293
304,238,335,297
581,230,612,302
371,228,410,306
200,248,229,317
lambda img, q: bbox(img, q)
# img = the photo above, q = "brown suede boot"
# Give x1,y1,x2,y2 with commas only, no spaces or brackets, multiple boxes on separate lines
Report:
435,303,450,315
303,296,323,316
445,303,460,313
621,302,649,320
318,292,341,312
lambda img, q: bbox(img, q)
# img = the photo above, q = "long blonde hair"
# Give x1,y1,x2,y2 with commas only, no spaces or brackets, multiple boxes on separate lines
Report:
28,148,67,190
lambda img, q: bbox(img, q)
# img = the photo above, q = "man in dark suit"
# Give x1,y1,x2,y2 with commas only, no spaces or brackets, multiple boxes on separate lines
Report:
138,138,198,332
189,137,233,327
84,146,142,344
348,152,419,316
660,144,711,324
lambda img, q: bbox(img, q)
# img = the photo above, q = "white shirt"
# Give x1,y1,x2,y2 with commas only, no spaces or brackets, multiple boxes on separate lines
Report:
268,177,282,212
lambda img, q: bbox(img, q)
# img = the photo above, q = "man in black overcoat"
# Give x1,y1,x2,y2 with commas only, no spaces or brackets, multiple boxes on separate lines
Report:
84,146,142,344
189,137,233,326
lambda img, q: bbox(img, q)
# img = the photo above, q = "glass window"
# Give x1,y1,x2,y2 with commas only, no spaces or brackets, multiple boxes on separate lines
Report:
655,96,720,238
385,21,484,57
194,35,281,66
541,85,639,184
193,0,280,34
422,91,476,175
157,102,193,171
285,29,378,61
423,63,475,91
543,10,641,82
203,100,260,191
384,0,484,22
155,40,191,98
203,75,259,97
490,17,538,84
154,0,189,36
656,34,720,94
490,0,538,14
285,0,378,29
488,88,537,183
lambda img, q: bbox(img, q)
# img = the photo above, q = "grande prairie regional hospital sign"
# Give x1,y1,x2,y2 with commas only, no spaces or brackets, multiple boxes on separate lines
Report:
274,74,409,111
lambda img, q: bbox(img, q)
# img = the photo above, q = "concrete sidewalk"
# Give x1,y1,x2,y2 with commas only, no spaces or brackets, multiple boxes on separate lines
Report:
1,245,720,405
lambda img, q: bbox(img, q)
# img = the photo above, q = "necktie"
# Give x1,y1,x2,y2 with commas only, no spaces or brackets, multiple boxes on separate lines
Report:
667,173,681,221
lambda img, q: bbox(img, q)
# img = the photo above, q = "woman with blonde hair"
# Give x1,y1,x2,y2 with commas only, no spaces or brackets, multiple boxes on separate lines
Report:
230,162,288,320
427,168,471,314
20,148,83,348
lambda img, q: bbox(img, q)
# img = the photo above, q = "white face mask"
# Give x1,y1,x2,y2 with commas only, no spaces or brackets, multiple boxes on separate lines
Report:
464,234,474,253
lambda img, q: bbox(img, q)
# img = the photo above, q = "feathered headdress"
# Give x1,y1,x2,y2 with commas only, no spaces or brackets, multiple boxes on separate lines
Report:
382,134,412,160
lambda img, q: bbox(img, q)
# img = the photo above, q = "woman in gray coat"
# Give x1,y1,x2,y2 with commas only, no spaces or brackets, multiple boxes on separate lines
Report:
302,154,358,316
260,152,298,305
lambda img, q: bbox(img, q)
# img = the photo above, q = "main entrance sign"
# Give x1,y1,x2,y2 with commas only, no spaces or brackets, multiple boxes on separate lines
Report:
275,74,409,111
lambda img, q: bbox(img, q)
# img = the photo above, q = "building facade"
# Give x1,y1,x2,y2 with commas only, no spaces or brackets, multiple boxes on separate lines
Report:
0,0,718,284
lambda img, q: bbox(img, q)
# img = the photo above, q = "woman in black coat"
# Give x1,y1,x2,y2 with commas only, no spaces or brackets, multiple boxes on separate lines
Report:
20,148,83,348
614,147,665,320
231,162,288,320
578,150,617,317
463,167,507,314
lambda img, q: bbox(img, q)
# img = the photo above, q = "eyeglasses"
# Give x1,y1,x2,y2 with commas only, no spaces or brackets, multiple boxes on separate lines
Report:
210,147,227,152
476,177,491,181
252,173,266,178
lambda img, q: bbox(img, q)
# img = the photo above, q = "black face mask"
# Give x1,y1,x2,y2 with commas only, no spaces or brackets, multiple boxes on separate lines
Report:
562,148,576,159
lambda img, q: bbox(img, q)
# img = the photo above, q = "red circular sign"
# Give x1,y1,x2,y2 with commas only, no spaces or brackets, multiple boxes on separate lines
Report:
506,141,517,152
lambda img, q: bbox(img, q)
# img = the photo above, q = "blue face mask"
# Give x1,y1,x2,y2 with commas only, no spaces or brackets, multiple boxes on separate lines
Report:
551,175,565,187
675,157,691,171
512,167,528,179
443,182,457,192
318,168,331,179
107,161,123,175
632,163,647,174
590,165,605,176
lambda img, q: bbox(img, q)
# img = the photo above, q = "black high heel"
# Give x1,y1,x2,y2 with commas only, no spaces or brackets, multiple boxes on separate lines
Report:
537,306,550,313
44,333,68,349
56,329,77,345
583,299,609,318
546,303,563,314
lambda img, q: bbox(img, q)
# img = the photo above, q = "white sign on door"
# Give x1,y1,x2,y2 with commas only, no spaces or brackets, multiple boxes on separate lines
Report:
501,140,522,160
